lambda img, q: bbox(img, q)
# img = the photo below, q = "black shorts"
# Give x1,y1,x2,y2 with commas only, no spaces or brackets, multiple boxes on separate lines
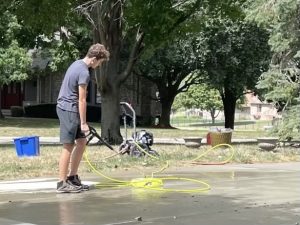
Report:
56,107,86,144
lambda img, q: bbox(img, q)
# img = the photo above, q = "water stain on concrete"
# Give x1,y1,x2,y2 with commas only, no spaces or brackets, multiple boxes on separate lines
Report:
0,164,299,225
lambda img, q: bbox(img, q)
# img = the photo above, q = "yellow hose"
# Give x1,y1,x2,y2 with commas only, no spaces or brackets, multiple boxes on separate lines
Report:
84,142,234,193
189,143,235,165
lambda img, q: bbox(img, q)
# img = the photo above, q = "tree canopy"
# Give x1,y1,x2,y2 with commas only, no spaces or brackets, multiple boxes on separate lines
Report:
137,37,201,127
0,11,32,85
247,0,300,107
0,11,32,117
173,84,223,123
195,18,271,128
246,0,300,140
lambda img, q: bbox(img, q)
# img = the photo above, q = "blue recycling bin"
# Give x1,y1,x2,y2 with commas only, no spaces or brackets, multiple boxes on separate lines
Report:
13,136,40,157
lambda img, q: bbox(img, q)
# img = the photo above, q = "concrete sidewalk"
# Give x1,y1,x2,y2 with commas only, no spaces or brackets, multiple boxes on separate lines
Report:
0,162,299,193
0,162,299,225
0,136,257,145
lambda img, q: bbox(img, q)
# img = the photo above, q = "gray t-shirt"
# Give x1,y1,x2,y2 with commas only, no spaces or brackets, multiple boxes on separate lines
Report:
57,60,90,113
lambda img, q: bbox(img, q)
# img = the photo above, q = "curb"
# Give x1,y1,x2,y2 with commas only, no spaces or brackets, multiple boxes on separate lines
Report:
0,136,258,146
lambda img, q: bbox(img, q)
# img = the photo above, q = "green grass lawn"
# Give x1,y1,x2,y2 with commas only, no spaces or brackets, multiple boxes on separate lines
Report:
1,144,299,181
0,117,272,139
0,117,299,181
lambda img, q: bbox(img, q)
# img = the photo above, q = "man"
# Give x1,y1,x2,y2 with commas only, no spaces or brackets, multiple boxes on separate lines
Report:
56,43,109,193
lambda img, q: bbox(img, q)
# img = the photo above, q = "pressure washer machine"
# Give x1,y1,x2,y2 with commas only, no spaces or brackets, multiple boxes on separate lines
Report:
86,102,158,158
118,102,159,157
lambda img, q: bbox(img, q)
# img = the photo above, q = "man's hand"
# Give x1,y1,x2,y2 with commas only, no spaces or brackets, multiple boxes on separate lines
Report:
81,123,90,136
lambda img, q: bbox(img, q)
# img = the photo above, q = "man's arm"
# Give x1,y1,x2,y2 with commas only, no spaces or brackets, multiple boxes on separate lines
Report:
78,84,89,132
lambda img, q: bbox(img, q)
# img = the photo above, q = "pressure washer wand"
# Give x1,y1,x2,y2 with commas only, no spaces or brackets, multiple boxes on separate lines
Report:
86,126,115,151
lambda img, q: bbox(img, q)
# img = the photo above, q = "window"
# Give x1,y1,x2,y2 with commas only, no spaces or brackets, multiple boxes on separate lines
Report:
258,105,262,113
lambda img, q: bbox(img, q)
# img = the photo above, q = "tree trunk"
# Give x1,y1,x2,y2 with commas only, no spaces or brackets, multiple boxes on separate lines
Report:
210,109,215,124
156,83,178,128
159,100,173,128
88,0,143,144
90,1,123,144
100,83,123,144
221,88,237,129
96,54,123,144
158,89,176,128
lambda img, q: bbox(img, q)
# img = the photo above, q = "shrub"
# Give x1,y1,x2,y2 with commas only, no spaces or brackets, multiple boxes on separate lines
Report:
10,106,24,117
24,104,56,118
24,104,102,122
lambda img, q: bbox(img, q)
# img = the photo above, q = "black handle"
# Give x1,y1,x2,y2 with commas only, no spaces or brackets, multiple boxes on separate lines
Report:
86,126,114,150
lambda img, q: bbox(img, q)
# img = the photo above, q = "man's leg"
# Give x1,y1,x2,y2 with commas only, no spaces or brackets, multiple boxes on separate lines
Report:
69,138,87,176
56,107,82,193
57,143,82,193
59,143,74,181
67,137,90,191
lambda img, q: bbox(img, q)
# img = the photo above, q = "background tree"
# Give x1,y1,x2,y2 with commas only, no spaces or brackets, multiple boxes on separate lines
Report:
0,11,32,118
246,0,300,141
137,37,202,128
132,0,247,128
173,84,223,124
0,1,93,118
196,18,271,129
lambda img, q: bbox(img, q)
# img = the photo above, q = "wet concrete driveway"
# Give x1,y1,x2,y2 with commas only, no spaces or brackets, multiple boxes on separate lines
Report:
0,163,299,225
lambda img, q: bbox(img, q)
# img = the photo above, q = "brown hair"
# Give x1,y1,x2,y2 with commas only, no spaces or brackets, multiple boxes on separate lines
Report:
86,43,110,61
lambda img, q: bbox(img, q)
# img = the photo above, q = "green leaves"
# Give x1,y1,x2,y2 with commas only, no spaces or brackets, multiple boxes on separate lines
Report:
0,11,32,86
174,84,223,111
272,105,300,141
48,40,80,72
246,0,299,53
198,18,271,93
256,65,299,104
10,0,77,35
139,37,199,87
0,40,32,86
0,11,21,47
125,0,187,48
247,0,300,140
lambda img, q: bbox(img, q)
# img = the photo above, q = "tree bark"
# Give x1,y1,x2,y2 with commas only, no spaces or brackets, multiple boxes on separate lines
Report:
96,54,123,144
100,83,123,144
159,99,174,128
221,88,237,129
157,85,176,128
88,0,144,144
210,109,215,124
